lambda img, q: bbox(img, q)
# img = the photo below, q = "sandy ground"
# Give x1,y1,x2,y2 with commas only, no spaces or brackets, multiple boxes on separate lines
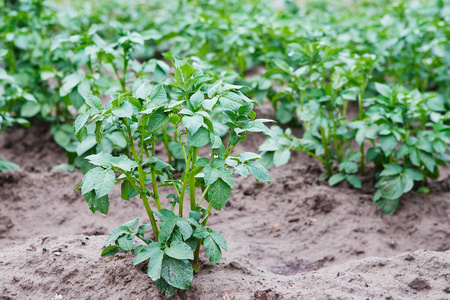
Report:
0,115,449,299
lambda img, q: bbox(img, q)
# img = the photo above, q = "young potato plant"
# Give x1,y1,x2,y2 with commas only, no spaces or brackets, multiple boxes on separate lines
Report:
74,61,274,297
263,49,375,177
363,84,450,213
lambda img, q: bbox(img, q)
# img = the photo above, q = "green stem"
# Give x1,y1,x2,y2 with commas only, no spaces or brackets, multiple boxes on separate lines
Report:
320,126,333,176
196,185,211,207
7,43,16,73
124,119,160,238
178,150,191,217
202,202,213,226
124,173,159,240
190,148,198,210
121,46,129,93
162,125,172,164
360,142,365,177
332,118,341,163
150,134,162,211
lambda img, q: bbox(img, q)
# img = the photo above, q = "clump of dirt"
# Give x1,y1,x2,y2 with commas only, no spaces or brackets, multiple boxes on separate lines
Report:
0,124,450,299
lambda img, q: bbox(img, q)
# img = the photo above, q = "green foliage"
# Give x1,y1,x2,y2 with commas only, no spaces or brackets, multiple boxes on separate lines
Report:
75,61,272,296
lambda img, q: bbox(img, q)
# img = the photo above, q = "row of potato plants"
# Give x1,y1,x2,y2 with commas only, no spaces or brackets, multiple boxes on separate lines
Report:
259,43,450,214
2,0,448,168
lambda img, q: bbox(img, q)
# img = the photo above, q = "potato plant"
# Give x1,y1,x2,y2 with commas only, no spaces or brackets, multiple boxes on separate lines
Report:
74,61,274,297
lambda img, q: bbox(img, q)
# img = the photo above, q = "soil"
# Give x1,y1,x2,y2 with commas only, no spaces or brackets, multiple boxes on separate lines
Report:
1,109,450,300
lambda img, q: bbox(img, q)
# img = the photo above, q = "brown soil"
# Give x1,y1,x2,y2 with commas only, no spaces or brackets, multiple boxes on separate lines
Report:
1,115,450,299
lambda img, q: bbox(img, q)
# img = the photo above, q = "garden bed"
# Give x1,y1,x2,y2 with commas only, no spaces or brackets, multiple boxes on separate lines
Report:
1,121,449,300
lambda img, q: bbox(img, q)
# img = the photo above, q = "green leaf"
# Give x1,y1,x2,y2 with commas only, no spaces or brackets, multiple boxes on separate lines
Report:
148,108,169,132
219,92,247,112
0,159,19,172
374,196,400,215
95,121,103,144
20,101,40,118
81,167,115,198
74,113,89,135
121,180,134,200
273,148,291,167
137,224,151,237
84,95,103,112
380,164,403,176
155,278,177,298
377,176,403,200
134,242,162,266
238,152,261,163
123,218,140,230
159,217,179,244
84,192,110,215
112,101,133,118
426,97,445,112
355,128,366,146
188,90,204,109
329,173,345,186
150,84,168,104
101,245,121,257
207,178,231,211
60,73,82,96
176,219,194,240
203,236,222,264
433,139,447,154
148,249,164,280
165,241,194,260
161,256,193,290
86,152,113,168
374,82,391,98
380,134,397,156
187,127,210,148
105,225,129,244
117,234,134,251
346,175,362,189
210,230,227,250
419,151,436,172
417,187,430,194
111,155,138,171
246,161,271,182
51,164,75,172
76,135,97,156
136,82,152,99
182,114,203,135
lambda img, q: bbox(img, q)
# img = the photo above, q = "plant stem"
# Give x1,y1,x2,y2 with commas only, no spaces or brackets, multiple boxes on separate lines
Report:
360,143,365,176
124,119,160,238
189,148,198,210
161,125,172,164
124,173,159,240
193,201,214,263
359,81,367,176
320,125,333,176
196,185,211,207
121,46,129,92
178,150,191,217
7,43,16,73
150,134,162,210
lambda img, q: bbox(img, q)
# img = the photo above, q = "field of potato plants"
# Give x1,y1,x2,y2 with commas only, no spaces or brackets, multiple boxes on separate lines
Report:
1,0,450,299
